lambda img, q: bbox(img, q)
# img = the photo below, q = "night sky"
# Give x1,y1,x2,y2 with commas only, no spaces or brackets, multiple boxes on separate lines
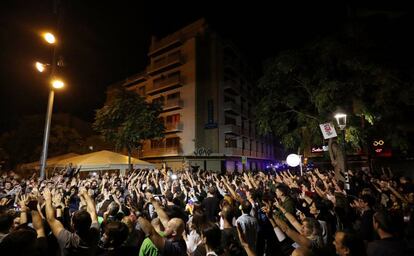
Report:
0,0,410,132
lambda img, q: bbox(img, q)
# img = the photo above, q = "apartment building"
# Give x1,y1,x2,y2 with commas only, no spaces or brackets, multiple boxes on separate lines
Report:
121,19,274,172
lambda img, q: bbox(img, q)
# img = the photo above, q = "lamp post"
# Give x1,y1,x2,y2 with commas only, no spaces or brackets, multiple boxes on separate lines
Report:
334,111,349,190
38,32,64,180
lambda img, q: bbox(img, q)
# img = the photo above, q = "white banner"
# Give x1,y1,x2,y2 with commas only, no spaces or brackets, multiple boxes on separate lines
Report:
319,123,337,139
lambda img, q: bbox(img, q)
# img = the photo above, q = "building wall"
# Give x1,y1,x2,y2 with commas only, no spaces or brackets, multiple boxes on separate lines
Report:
119,19,275,171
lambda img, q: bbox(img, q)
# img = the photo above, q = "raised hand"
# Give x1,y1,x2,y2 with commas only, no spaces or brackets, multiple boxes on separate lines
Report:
18,194,29,210
43,188,52,201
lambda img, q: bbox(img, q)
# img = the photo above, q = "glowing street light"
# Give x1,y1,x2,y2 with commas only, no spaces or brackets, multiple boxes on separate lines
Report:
52,79,64,89
334,113,347,131
334,109,349,190
286,153,303,176
43,32,56,44
35,62,47,72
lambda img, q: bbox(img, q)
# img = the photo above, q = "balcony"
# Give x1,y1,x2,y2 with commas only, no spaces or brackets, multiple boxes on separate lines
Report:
241,128,250,137
223,101,240,115
163,98,183,111
221,124,241,135
149,36,183,57
223,56,240,72
143,146,181,157
242,149,251,157
148,53,183,75
147,75,182,95
223,80,240,94
224,147,242,156
164,122,183,133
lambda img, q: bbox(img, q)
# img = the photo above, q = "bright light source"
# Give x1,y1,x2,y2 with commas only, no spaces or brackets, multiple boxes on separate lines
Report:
171,174,177,180
35,62,46,72
334,112,347,130
43,32,56,44
286,154,301,167
52,79,64,89
92,172,97,176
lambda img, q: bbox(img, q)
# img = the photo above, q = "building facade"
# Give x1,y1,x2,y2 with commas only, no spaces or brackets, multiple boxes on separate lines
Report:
120,19,274,172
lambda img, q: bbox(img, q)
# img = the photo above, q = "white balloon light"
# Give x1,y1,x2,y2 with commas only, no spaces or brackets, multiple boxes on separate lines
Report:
286,154,301,167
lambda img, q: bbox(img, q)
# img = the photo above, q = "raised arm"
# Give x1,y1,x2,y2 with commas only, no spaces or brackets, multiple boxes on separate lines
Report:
137,216,166,251
43,188,65,237
147,192,169,228
274,201,302,233
273,216,312,249
31,209,45,238
18,194,29,225
79,188,99,224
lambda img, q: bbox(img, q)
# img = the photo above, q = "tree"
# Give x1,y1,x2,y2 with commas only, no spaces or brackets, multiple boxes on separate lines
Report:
93,86,165,171
256,34,412,173
0,116,83,167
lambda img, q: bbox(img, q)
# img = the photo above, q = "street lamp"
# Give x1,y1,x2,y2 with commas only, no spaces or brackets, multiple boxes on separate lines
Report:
334,110,350,190
286,153,303,176
38,32,64,180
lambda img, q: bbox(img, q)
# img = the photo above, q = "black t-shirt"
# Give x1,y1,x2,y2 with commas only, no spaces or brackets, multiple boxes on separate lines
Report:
221,228,246,256
162,238,187,256
367,237,407,256
57,223,100,256
202,196,220,222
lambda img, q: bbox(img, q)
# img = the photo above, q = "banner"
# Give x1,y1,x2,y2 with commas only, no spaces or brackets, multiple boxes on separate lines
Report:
319,123,337,139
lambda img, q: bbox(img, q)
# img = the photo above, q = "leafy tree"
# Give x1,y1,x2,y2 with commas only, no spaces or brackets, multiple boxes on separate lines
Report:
256,34,412,174
93,86,165,171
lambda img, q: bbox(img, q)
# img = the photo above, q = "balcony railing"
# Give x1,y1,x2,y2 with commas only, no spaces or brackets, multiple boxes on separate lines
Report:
223,80,240,94
223,101,240,115
148,53,182,75
164,122,183,132
241,128,249,137
223,56,240,70
149,36,183,56
163,98,183,110
224,147,242,156
143,146,180,157
147,75,182,95
242,149,251,157
221,124,241,135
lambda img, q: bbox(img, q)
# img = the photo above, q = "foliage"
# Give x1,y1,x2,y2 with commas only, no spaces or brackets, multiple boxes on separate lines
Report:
256,35,412,153
93,86,165,154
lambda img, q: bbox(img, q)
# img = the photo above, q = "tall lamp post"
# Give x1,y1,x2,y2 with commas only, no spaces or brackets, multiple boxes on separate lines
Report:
38,32,64,180
334,111,349,190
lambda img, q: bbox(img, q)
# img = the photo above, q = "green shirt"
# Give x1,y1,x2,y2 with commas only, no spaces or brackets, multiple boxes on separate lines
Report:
139,231,165,256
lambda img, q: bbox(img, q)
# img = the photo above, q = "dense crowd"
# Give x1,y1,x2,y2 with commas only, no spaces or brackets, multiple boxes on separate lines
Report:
0,165,413,256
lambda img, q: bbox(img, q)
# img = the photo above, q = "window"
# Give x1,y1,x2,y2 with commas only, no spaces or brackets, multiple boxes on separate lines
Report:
153,56,166,67
138,86,146,96
224,95,235,103
166,114,180,124
153,96,165,104
225,135,237,148
167,92,180,100
168,50,180,60
151,139,163,149
166,137,180,148
225,116,236,125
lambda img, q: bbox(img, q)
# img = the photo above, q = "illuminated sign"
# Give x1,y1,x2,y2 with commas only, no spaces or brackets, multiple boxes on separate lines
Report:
311,146,329,153
372,139,391,157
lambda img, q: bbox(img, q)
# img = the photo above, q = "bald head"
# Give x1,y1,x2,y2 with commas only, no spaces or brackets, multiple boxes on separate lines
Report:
166,218,185,238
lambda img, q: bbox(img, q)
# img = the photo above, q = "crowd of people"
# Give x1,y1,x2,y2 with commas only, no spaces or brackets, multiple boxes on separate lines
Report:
0,165,413,256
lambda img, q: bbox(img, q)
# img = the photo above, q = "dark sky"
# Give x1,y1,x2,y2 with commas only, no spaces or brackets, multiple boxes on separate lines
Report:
0,0,410,132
